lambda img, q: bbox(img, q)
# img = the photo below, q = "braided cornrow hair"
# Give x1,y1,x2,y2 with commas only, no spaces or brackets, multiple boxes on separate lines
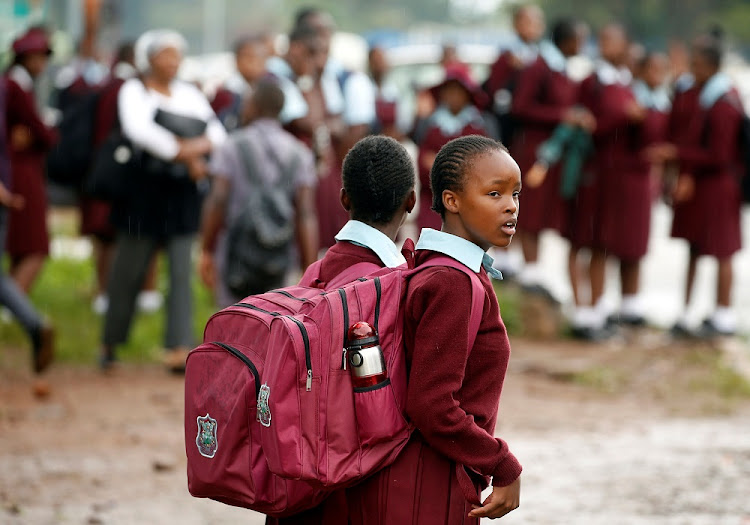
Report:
430,135,508,217
342,135,416,224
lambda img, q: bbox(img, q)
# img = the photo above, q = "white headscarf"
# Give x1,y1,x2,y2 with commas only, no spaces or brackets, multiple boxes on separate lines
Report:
134,29,187,73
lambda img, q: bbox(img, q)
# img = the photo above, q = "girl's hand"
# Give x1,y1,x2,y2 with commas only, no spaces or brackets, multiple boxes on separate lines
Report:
0,185,25,210
672,173,695,203
468,476,521,520
525,162,548,189
11,125,32,151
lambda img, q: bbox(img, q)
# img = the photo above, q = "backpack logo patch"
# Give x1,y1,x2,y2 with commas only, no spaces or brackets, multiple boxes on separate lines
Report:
196,414,218,458
257,383,272,427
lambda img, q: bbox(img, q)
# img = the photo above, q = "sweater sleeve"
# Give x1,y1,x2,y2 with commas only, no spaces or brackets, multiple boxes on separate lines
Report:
405,268,522,487
511,60,565,125
7,80,58,152
677,98,742,175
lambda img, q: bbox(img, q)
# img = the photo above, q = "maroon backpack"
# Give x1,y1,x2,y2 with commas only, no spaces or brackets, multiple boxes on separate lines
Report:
185,257,484,516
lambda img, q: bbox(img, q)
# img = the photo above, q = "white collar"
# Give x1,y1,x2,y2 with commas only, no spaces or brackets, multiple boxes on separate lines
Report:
416,228,501,279
430,105,483,136
113,62,138,81
9,65,33,92
224,71,252,96
632,80,671,111
334,220,406,268
538,40,567,73
595,59,632,86
508,34,539,66
698,72,732,109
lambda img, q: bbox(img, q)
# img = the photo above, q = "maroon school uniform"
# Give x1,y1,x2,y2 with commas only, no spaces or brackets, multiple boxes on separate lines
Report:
417,115,488,231
567,68,650,259
79,72,128,241
347,249,521,525
670,85,743,258
4,66,57,261
511,54,578,235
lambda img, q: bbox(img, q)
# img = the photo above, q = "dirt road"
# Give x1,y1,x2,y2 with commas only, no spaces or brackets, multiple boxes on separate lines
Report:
2,337,749,524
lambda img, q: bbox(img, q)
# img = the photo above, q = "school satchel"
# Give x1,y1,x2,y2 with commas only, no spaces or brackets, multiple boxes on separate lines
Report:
84,128,141,201
222,135,298,298
184,256,484,515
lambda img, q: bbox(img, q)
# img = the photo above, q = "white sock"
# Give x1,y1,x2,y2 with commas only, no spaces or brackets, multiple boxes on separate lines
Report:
572,307,596,329
711,307,736,333
518,263,541,287
621,295,644,318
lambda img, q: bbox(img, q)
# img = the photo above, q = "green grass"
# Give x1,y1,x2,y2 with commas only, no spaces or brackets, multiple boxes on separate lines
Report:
494,281,522,336
0,253,219,366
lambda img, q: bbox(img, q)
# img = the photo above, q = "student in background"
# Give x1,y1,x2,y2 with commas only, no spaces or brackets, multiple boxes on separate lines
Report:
4,27,58,295
347,135,522,524
566,23,645,339
416,65,493,231
200,80,318,308
509,18,591,301
0,73,54,375
483,4,546,146
210,34,269,132
648,34,744,337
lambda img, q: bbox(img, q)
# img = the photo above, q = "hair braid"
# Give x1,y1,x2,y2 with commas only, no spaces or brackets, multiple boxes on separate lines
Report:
430,135,507,217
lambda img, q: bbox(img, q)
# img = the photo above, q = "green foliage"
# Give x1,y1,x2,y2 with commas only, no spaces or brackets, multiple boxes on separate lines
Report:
494,281,522,336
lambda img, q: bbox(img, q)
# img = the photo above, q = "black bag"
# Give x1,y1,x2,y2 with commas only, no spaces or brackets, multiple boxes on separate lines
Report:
738,113,750,203
141,109,209,179
223,136,299,298
46,90,100,188
84,129,141,201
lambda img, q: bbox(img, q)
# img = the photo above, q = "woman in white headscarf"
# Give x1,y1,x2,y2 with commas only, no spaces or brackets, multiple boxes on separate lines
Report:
99,29,227,372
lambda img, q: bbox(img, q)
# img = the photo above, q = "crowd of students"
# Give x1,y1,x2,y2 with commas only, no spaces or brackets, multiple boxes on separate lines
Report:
1,3,748,378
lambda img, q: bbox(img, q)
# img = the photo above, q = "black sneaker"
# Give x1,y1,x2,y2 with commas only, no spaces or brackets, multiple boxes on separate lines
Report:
30,323,55,374
99,345,118,372
570,325,613,342
669,322,693,339
696,318,735,339
521,283,561,305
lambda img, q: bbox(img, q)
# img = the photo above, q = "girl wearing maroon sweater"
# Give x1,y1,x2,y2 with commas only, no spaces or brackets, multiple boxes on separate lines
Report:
267,135,416,525
648,36,744,337
347,135,522,524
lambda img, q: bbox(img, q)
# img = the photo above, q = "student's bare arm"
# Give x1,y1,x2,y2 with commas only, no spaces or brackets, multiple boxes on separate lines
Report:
198,176,230,288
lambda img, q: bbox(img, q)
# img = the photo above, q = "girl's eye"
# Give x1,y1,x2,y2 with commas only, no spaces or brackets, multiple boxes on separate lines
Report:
488,191,500,197
513,191,521,198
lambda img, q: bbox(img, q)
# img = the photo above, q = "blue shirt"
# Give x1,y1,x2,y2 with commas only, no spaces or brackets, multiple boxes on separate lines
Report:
334,220,406,268
415,228,503,280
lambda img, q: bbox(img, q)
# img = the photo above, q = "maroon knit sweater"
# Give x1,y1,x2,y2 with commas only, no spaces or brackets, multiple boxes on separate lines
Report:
403,250,522,487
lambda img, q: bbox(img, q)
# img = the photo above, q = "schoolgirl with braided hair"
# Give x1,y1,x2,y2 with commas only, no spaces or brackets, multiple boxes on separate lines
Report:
346,135,523,524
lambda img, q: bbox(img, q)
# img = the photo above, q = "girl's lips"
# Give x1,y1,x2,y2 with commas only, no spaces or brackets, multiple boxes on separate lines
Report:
501,219,517,236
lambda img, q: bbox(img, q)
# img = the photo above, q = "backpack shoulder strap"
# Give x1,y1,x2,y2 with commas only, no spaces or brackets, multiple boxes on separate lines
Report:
234,135,261,186
416,256,485,350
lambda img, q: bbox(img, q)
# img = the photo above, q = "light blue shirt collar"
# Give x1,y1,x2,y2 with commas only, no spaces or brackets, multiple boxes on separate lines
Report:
430,104,483,136
699,72,732,109
415,229,503,280
334,220,406,268
632,80,672,112
538,40,567,73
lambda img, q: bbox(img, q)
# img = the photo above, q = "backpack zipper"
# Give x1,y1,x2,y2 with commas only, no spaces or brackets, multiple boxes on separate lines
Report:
210,341,261,399
337,288,349,370
269,290,308,302
235,302,313,392
373,277,382,334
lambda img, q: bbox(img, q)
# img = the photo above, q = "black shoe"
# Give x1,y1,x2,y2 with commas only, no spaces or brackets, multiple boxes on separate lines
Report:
571,325,613,342
99,346,118,372
669,322,693,339
696,318,735,339
521,283,560,305
30,323,55,374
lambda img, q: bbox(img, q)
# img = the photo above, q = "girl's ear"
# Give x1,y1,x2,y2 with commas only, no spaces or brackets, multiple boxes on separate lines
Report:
340,188,352,212
442,189,460,215
405,189,417,213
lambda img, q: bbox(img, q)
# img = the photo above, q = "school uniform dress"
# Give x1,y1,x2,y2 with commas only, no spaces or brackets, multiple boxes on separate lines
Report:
417,106,490,231
511,41,578,235
267,220,406,525
484,36,539,145
670,73,743,258
80,62,137,241
4,65,58,262
347,229,522,525
567,61,645,259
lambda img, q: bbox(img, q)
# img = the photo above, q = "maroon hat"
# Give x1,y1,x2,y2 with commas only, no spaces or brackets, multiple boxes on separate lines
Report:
429,63,489,109
12,27,53,57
